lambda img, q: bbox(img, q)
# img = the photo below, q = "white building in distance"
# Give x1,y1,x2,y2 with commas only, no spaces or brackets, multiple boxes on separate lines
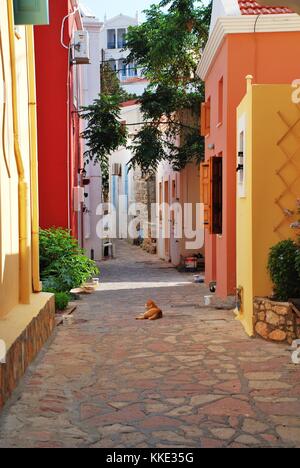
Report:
80,4,103,261
99,14,149,96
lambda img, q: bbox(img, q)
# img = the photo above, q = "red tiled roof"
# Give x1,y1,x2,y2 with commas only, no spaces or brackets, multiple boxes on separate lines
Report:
120,99,139,107
238,1,293,15
121,77,149,84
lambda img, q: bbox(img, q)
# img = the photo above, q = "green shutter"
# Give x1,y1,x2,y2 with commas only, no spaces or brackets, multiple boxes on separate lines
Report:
13,0,50,25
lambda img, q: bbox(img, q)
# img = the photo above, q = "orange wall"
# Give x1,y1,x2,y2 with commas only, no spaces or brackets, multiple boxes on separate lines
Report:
204,30,300,298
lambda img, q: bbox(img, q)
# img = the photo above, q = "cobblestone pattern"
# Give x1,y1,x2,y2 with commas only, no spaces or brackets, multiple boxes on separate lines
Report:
0,242,299,448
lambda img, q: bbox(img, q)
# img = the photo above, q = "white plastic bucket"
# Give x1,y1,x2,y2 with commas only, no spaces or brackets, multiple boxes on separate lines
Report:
204,295,213,306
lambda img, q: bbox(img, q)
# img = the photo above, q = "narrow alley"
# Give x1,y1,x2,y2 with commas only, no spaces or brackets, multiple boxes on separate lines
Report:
0,241,299,448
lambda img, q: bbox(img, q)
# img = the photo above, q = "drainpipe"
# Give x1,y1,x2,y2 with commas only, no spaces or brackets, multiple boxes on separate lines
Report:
7,0,30,304
26,26,41,293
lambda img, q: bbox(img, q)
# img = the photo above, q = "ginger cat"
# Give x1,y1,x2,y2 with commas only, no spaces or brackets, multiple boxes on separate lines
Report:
136,300,163,321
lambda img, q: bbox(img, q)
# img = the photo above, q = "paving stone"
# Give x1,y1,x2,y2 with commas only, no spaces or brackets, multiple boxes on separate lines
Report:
210,428,236,440
0,240,299,448
245,372,282,380
200,398,254,417
276,426,300,444
190,394,223,406
248,381,291,390
242,418,269,434
235,435,260,445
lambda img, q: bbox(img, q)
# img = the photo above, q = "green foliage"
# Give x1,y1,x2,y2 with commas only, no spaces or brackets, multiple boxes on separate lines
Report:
80,63,138,196
40,228,80,271
128,126,167,174
126,0,212,87
124,0,212,173
294,245,300,280
54,292,70,311
268,239,300,301
80,93,127,167
40,228,99,294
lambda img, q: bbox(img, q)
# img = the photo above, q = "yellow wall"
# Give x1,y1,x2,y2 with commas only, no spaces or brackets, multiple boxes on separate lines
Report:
0,1,39,318
236,81,300,336
236,82,254,336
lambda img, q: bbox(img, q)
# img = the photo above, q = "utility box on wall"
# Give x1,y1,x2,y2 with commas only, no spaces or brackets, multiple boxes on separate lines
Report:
13,0,50,26
73,31,90,65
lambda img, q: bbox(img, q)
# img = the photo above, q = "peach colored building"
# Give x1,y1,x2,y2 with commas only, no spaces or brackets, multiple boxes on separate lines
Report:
198,0,300,298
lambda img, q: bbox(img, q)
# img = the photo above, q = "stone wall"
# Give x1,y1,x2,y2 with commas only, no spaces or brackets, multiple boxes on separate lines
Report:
0,296,55,410
128,168,156,252
253,297,300,344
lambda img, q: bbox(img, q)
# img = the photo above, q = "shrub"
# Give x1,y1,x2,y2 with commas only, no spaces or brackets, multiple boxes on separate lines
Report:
40,228,99,293
294,246,300,280
268,239,300,301
54,292,70,311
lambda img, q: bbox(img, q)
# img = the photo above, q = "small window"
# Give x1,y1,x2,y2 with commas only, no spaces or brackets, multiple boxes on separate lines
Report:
237,114,246,197
200,156,223,234
128,62,138,77
172,180,176,199
119,59,127,79
107,29,116,49
211,156,223,235
108,59,117,72
218,77,223,125
159,182,163,222
117,29,126,48
200,97,211,137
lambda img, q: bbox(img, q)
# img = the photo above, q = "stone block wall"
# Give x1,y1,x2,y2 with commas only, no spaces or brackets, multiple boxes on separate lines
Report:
0,296,55,410
253,297,300,344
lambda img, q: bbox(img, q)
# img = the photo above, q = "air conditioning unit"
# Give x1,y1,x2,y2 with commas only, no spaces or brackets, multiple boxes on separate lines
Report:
73,30,90,65
112,163,122,176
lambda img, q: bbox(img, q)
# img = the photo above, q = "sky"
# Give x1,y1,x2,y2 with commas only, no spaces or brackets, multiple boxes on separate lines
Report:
80,0,210,22
80,0,159,22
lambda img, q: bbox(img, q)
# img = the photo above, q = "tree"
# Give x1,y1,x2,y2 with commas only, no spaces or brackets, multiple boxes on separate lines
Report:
80,93,127,196
125,0,212,173
80,63,137,196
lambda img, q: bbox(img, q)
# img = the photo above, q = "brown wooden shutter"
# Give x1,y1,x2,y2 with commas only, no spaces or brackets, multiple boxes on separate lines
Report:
200,160,212,232
200,100,211,137
200,103,206,137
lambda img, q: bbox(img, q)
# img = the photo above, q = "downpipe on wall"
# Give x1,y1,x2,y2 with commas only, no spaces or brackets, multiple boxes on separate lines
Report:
26,25,42,293
7,0,30,304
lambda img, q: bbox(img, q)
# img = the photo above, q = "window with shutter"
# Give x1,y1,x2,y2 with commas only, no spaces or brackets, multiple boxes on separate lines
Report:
200,160,212,232
200,156,223,235
211,156,223,235
13,0,49,26
200,98,211,137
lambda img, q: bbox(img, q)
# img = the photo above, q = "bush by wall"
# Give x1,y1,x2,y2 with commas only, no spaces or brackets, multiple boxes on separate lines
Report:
40,228,99,306
268,239,300,301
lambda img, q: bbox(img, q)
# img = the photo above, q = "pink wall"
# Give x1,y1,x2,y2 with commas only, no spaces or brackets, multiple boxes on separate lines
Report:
204,31,300,298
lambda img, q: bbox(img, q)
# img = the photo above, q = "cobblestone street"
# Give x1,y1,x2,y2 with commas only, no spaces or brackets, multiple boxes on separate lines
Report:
0,241,300,448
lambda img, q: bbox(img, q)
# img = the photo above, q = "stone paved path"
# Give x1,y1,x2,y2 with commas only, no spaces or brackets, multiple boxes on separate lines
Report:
0,241,300,448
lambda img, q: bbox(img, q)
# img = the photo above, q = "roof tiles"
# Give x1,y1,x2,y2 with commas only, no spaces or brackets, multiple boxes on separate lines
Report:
238,1,293,15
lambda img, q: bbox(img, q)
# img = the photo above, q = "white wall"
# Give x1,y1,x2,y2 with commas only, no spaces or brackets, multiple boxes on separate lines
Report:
109,103,145,241
81,11,103,260
210,0,240,34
